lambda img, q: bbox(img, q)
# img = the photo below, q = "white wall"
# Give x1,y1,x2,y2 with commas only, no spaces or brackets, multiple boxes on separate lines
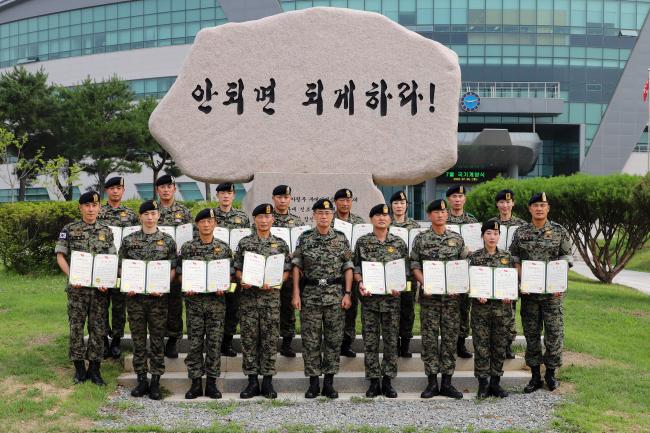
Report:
622,151,650,175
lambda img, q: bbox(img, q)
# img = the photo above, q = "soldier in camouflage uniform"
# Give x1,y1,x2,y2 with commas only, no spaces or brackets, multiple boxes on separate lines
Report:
56,191,115,386
354,204,408,398
293,198,354,399
271,184,305,358
178,208,233,400
494,189,527,359
469,219,515,399
331,188,365,358
389,190,421,358
98,176,139,359
155,175,192,359
120,200,177,400
446,185,478,360
509,192,573,393
234,204,291,399
410,199,468,399
214,182,250,357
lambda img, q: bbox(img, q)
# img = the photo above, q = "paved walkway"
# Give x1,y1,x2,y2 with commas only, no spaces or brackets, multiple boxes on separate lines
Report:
572,261,650,295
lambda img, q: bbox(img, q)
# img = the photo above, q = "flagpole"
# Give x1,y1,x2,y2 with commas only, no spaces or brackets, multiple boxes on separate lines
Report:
647,68,649,174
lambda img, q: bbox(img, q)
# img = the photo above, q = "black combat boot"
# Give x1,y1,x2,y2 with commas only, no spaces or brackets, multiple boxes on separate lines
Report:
149,374,162,400
240,375,260,399
110,337,122,359
456,337,473,359
87,361,106,386
420,375,438,398
439,374,463,399
365,378,381,398
185,378,203,399
164,337,178,358
305,376,320,399
73,360,86,384
476,377,489,399
280,337,296,357
221,334,237,357
261,375,277,399
131,373,149,397
340,336,356,358
103,336,110,359
489,375,508,398
524,366,544,393
544,368,560,391
321,373,338,399
381,376,398,398
505,343,515,359
399,337,413,358
205,377,222,399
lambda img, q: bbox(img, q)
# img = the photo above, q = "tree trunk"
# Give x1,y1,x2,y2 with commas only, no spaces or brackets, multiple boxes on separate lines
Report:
18,176,27,201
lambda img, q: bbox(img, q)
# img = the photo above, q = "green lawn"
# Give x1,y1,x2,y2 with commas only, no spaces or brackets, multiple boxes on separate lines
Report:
0,270,648,432
625,241,650,273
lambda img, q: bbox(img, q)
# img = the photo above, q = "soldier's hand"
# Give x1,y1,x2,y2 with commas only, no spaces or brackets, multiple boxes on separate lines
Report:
261,283,273,292
358,282,370,297
97,286,108,293
390,289,400,297
292,295,301,311
341,294,352,309
150,292,162,297
449,293,459,299
502,298,512,304
215,290,225,296
241,283,253,289
553,292,563,298
127,291,136,297
71,284,83,289
479,297,488,304
186,290,196,296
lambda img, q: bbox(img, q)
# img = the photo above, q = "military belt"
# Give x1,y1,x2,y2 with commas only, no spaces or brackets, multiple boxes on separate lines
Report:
303,277,343,286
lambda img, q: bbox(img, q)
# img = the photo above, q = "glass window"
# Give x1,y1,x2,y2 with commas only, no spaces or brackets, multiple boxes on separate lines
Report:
158,25,171,39
132,28,144,43
132,1,144,16
158,0,172,13
106,4,118,20
70,10,82,25
172,23,185,38
144,0,157,14
172,11,185,23
48,14,59,28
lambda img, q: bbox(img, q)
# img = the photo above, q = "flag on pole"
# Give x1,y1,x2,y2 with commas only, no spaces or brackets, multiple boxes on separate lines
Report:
644,79,649,102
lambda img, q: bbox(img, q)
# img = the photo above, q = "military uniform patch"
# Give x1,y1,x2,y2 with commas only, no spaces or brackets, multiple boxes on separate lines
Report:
500,258,509,265
447,239,456,246
234,217,241,224
387,246,395,253
98,233,106,241
214,247,222,254
58,231,67,239
156,239,164,245
271,243,278,248
544,230,553,240
120,211,127,217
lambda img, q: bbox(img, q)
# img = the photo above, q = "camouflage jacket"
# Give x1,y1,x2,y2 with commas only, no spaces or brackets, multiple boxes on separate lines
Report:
448,211,478,224
178,237,233,300
509,220,573,265
158,201,192,226
119,229,177,266
292,228,354,308
391,217,421,230
272,211,305,228
234,231,291,307
409,228,468,269
497,215,527,227
468,247,515,269
214,207,250,229
331,212,365,226
98,203,139,227
55,221,116,257
353,232,408,311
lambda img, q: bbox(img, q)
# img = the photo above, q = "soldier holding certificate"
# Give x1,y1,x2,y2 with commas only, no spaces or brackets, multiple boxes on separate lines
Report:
293,199,354,399
55,191,116,386
120,200,177,400
354,204,408,398
469,219,515,399
178,208,232,400
98,176,138,359
389,190,420,358
410,199,468,399
214,182,250,357
509,192,573,393
234,204,291,399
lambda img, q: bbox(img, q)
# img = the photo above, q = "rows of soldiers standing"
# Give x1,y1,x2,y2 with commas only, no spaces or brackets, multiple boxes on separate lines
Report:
55,175,573,401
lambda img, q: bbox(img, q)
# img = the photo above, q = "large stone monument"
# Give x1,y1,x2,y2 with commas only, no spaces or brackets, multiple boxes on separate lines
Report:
149,7,461,221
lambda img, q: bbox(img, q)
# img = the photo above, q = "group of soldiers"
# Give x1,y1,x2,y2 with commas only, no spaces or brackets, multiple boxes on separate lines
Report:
56,175,572,401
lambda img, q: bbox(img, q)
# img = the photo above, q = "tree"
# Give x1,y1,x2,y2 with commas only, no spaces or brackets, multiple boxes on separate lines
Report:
128,97,181,199
0,128,44,201
0,67,58,200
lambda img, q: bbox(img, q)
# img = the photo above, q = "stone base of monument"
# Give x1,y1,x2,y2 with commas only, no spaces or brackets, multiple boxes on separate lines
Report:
242,172,386,223
115,335,533,399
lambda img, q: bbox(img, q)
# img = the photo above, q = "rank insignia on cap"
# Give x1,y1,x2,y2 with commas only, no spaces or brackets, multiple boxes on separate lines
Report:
383,205,388,213
400,192,405,200
459,186,464,194
157,239,164,245
152,201,158,209
93,193,99,203
98,233,105,241
266,205,271,214
500,258,509,265
387,246,395,253
506,192,511,200
440,201,446,209
285,186,291,194
210,209,214,218
542,192,547,202
493,221,499,230
324,201,330,209
346,190,351,197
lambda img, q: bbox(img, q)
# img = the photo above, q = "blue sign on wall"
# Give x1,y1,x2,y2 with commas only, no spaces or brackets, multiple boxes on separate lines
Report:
460,91,480,112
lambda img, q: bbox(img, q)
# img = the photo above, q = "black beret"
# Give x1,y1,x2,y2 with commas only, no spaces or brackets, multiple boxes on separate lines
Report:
445,185,466,197
369,203,390,218
195,208,215,223
79,191,100,205
104,176,124,189
528,192,549,206
252,203,273,217
139,200,158,214
333,188,353,200
272,185,291,196
216,183,235,193
481,219,501,234
312,198,334,211
426,199,448,212
495,189,514,202
390,191,408,203
155,174,175,186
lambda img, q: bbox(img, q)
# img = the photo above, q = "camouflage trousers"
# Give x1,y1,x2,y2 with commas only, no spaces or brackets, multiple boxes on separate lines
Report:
508,300,517,343
105,287,126,339
67,286,108,362
521,294,564,369
280,279,296,339
239,298,280,376
184,294,226,379
470,299,510,379
223,288,241,337
420,294,460,376
458,293,471,339
399,288,415,339
343,282,360,341
166,280,183,339
301,303,344,377
127,294,168,375
361,298,400,379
